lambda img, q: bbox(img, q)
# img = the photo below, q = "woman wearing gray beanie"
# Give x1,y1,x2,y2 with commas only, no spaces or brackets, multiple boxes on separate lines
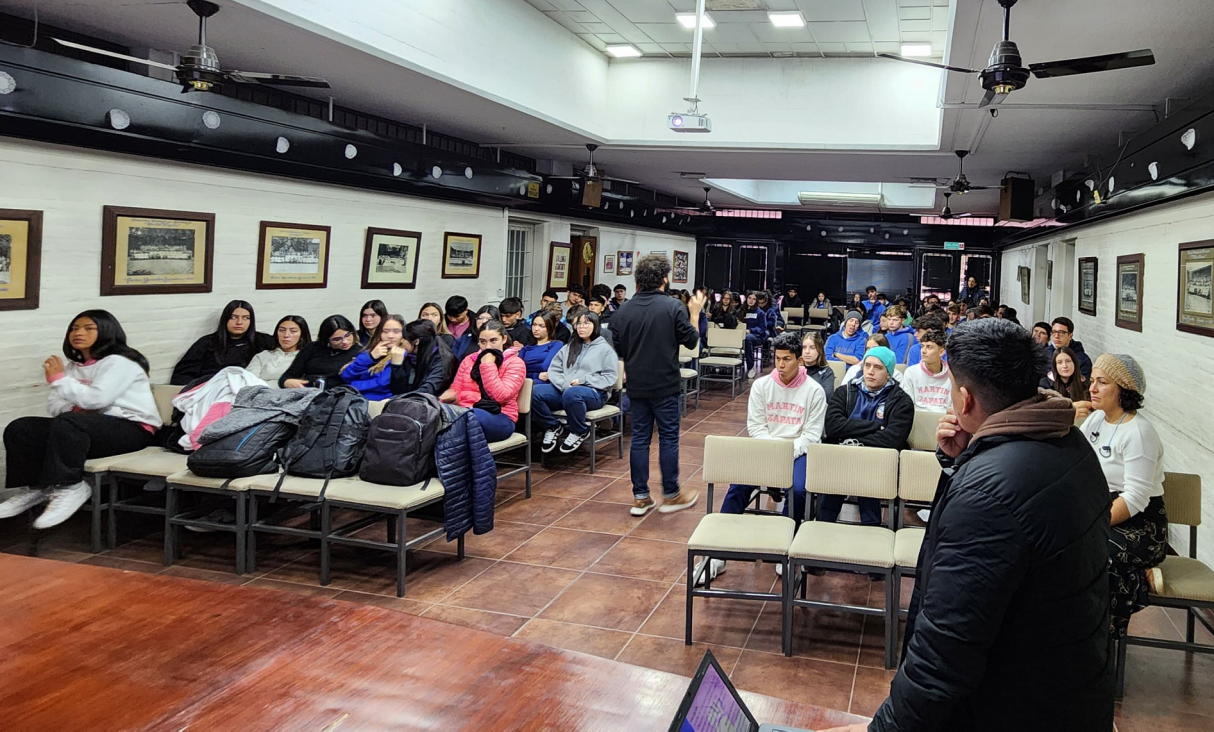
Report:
1078,353,1167,640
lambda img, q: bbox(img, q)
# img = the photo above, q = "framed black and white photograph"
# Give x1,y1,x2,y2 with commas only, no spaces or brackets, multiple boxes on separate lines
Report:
257,221,330,289
1177,240,1214,337
101,206,213,297
362,227,420,289
673,250,689,284
1115,253,1144,332
1018,266,1031,305
1078,256,1098,316
442,232,481,279
0,208,42,310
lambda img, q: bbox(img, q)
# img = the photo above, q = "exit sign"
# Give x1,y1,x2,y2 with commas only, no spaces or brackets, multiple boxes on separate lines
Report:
944,241,965,251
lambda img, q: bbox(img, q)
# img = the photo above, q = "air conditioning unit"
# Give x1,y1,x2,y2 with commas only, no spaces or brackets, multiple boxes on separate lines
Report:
797,191,883,207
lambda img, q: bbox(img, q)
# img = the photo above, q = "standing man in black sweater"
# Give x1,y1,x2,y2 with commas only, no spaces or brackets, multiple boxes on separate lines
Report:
612,255,704,517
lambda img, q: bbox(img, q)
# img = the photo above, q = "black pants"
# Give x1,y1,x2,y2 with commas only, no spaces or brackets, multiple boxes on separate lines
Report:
1109,495,1168,639
4,413,153,489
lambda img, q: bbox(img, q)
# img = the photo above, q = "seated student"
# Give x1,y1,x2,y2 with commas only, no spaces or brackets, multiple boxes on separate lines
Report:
810,291,831,310
1041,346,1092,421
610,283,628,312
590,283,613,310
697,333,827,583
860,286,884,323
562,284,587,314
741,292,769,377
1003,306,1020,325
820,346,914,526
1,310,161,528
784,287,804,309
400,319,458,396
544,301,573,343
246,315,310,385
1032,321,1051,347
946,302,962,330
841,334,903,386
171,300,275,384
905,312,948,366
498,297,534,347
825,310,867,365
801,331,836,397
1047,316,1094,379
691,286,711,346
440,320,526,443
848,292,865,313
279,315,359,389
445,296,472,342
567,303,613,352
879,305,915,363
900,329,952,413
710,290,740,330
340,313,408,401
418,302,455,349
533,311,619,455
757,291,784,335
588,293,612,326
453,304,499,361
519,311,564,382
528,289,559,323
357,299,388,347
972,303,996,319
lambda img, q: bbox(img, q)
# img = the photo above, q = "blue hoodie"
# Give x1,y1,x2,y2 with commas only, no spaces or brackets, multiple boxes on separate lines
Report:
519,340,563,380
825,328,867,362
744,308,768,338
764,305,783,336
862,299,886,323
340,351,399,401
885,326,916,364
849,378,900,421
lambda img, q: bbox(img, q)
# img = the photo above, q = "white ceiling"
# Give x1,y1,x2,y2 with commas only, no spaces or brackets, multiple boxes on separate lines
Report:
522,0,950,59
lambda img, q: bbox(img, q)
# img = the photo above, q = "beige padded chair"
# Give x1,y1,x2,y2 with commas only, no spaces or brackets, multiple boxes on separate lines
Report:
687,436,797,649
701,327,746,398
79,384,183,552
551,362,624,474
490,379,534,497
908,410,941,452
786,443,900,666
895,363,907,374
892,450,941,637
781,308,804,334
679,344,701,415
164,470,258,574
828,360,847,384
1119,473,1214,697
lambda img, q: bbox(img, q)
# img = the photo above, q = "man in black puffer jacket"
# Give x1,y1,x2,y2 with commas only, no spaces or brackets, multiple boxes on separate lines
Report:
826,319,1114,732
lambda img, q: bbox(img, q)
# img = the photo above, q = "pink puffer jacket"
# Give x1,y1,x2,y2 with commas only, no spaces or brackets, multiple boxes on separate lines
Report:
449,346,526,422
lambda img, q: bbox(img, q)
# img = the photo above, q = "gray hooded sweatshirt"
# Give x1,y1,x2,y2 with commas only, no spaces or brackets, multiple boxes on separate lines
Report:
547,336,619,392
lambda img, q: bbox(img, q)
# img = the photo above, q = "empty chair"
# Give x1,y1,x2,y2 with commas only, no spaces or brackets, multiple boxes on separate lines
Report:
907,410,941,452
679,344,701,415
827,360,847,385
700,328,746,398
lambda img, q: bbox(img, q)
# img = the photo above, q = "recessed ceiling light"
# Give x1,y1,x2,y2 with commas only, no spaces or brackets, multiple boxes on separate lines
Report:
606,45,642,58
0,71,15,95
392,163,402,177
676,13,715,29
464,167,474,179
107,109,130,130
900,43,933,57
276,136,290,154
202,111,221,129
767,11,805,28
431,165,442,178
344,144,358,159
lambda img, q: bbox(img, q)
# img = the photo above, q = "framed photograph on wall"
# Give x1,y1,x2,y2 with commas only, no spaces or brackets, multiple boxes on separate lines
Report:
604,254,614,274
1177,240,1214,337
673,250,689,284
442,232,481,279
1017,266,1031,304
0,208,42,311
617,250,633,276
257,221,330,289
101,206,214,296
1078,256,1098,316
1115,253,1144,332
548,241,572,290
362,227,421,289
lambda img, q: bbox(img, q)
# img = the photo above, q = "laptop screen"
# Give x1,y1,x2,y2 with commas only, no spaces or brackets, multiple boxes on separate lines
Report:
669,651,759,732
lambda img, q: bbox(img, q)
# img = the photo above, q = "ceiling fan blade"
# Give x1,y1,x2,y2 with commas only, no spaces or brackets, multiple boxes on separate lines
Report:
53,38,179,71
226,70,331,88
965,185,996,191
603,176,641,185
877,54,976,74
978,88,1009,108
1029,49,1154,79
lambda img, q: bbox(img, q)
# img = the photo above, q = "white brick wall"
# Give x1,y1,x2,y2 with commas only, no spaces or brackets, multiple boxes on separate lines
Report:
1003,191,1214,567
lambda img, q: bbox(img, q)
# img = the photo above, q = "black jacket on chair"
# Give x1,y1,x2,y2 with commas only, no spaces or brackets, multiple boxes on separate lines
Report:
823,380,915,450
870,422,1114,731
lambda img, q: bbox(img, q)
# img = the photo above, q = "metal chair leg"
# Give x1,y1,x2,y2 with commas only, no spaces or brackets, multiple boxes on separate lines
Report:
884,570,897,669
685,551,696,646
781,558,793,656
163,486,177,566
589,421,597,474
1115,636,1127,699
320,501,332,587
106,476,119,550
707,482,714,514
247,495,258,575
457,533,466,560
89,473,103,554
387,515,397,544
234,493,247,576
396,509,408,598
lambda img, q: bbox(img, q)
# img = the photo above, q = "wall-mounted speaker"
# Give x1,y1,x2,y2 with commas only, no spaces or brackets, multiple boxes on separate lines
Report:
1000,176,1035,222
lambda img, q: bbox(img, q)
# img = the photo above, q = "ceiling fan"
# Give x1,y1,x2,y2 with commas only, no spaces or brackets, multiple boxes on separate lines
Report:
939,192,974,221
878,0,1154,107
914,150,995,195
52,0,330,93
546,144,639,186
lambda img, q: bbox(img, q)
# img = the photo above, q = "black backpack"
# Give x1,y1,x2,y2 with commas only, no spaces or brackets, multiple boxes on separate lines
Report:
186,420,295,479
359,392,443,487
272,386,369,500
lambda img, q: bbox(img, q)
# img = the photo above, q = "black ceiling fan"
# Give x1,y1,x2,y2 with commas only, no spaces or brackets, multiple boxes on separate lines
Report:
53,0,330,93
546,144,639,186
939,192,974,220
879,0,1154,107
915,150,995,195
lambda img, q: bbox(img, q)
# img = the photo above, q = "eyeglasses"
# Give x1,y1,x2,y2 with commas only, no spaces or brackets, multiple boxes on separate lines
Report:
1051,329,1071,336
328,333,354,346
379,328,403,337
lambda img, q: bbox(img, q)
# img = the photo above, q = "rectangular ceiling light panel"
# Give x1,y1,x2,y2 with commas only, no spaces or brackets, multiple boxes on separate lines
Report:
676,13,716,29
900,43,933,56
768,11,806,27
606,45,643,57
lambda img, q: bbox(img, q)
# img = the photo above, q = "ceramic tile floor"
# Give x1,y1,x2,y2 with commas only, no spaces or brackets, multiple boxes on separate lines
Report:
4,385,1212,727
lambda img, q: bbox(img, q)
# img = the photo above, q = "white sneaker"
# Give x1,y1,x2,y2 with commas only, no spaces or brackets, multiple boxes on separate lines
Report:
541,428,562,454
775,562,783,577
558,430,590,454
33,480,91,529
916,509,931,523
693,558,726,586
0,488,49,519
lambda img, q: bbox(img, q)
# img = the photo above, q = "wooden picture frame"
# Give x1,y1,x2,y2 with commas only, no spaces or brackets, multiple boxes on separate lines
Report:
603,254,615,274
673,250,689,284
1078,256,1098,316
548,241,573,291
256,221,330,290
442,232,482,279
1177,240,1214,338
1115,253,1144,332
617,251,633,276
0,208,43,311
1018,266,1031,305
100,206,214,296
362,227,421,289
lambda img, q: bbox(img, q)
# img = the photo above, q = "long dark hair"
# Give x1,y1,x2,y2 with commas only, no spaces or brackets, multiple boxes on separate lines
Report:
274,315,312,351
404,319,457,391
1052,346,1089,402
419,302,451,336
472,305,501,340
63,309,150,374
213,299,258,357
358,299,388,341
531,310,559,344
567,311,602,367
317,315,357,351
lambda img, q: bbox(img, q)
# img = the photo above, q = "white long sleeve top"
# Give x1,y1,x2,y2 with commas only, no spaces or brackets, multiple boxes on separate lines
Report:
47,355,162,430
746,366,827,458
1079,411,1165,517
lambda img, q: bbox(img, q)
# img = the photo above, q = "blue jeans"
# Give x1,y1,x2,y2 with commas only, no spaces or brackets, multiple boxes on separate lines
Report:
531,383,606,436
722,454,807,521
473,408,516,443
629,393,681,500
744,333,764,369
817,495,883,526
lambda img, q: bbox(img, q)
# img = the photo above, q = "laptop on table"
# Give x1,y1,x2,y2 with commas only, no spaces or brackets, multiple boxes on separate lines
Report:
668,650,814,732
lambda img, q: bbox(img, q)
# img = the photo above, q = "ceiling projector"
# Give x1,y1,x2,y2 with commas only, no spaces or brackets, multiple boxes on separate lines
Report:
668,112,711,133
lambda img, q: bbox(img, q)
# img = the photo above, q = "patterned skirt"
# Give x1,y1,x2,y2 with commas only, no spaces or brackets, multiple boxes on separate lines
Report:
1108,495,1168,639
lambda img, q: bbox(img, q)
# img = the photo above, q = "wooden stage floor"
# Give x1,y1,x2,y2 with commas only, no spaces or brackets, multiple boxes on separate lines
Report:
0,554,863,730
